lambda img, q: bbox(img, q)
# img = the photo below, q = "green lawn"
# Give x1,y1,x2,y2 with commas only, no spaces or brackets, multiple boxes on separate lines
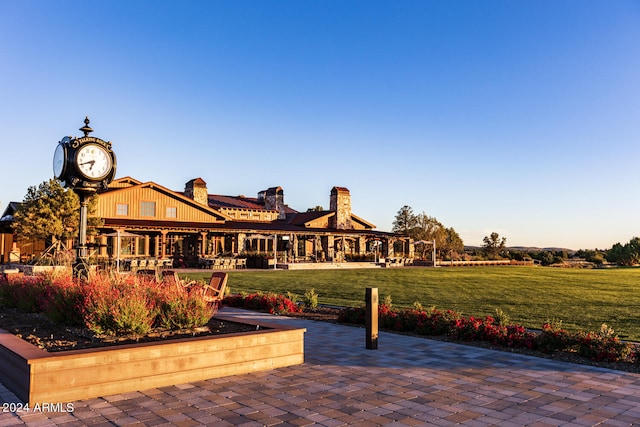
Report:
184,266,640,340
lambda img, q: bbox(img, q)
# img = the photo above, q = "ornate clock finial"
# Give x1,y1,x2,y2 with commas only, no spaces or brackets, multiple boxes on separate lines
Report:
79,116,93,137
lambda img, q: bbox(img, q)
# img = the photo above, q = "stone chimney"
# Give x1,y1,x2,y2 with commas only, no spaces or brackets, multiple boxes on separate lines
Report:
264,186,286,220
330,186,352,230
184,178,209,206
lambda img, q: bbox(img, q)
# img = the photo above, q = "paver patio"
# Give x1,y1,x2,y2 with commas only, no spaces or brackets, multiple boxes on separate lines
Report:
2,307,640,426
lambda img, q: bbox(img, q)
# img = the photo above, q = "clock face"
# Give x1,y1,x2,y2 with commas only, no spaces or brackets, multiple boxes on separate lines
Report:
76,143,112,181
53,143,66,179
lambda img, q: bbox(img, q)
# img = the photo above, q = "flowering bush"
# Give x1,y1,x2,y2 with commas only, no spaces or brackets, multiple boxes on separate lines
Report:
0,272,216,337
154,283,214,330
82,274,157,336
576,324,633,362
337,303,636,362
0,274,48,312
223,292,301,315
534,321,577,353
41,275,85,326
337,306,366,324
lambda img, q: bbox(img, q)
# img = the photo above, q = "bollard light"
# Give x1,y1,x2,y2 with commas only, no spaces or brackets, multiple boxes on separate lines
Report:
365,287,378,349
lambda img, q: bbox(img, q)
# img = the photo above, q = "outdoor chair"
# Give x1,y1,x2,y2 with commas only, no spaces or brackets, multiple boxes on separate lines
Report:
161,270,180,287
203,272,228,303
136,269,157,281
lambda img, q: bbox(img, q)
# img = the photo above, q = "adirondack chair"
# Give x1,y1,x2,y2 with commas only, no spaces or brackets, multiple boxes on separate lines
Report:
161,270,180,287
204,272,227,303
136,268,157,281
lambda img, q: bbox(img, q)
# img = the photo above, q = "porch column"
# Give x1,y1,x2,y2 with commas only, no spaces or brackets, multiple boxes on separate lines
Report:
100,235,108,257
144,235,150,257
200,232,208,257
154,235,160,258
388,239,396,258
237,233,246,255
357,237,366,255
291,234,298,261
160,231,168,259
313,235,320,261
382,238,392,259
326,236,334,262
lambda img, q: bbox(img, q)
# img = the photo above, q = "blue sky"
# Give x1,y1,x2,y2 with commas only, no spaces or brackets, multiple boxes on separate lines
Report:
1,1,639,250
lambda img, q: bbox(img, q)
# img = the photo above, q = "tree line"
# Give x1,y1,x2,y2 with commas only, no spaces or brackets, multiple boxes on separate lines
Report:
392,205,640,267
391,205,465,260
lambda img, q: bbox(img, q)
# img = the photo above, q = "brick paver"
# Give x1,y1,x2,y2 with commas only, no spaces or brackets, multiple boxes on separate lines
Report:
2,307,640,426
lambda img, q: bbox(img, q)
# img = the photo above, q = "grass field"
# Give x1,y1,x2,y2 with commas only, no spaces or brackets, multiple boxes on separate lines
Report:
184,266,640,341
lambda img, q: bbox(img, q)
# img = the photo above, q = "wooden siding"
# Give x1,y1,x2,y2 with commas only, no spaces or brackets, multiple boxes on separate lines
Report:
221,207,278,222
305,217,331,229
97,186,226,223
107,177,142,188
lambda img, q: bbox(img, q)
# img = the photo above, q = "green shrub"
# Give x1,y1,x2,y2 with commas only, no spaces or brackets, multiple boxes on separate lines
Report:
303,288,318,309
286,291,299,305
82,275,157,336
494,308,511,327
155,284,213,330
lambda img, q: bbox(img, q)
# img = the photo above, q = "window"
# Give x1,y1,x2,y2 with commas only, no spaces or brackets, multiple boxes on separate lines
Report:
140,201,156,217
166,206,177,218
116,203,129,216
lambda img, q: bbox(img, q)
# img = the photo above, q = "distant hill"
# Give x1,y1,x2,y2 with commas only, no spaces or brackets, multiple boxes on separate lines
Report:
508,246,575,253
465,246,575,253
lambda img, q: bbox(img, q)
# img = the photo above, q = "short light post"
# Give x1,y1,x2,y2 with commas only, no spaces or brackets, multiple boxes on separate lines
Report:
365,287,378,349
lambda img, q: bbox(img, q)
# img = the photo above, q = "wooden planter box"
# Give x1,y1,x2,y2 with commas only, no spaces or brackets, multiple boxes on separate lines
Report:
0,313,305,404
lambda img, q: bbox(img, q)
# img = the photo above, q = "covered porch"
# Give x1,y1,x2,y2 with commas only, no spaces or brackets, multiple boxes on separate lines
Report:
93,220,406,269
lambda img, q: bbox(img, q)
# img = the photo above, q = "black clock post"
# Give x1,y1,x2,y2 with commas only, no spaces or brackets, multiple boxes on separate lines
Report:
53,117,117,279
74,189,93,279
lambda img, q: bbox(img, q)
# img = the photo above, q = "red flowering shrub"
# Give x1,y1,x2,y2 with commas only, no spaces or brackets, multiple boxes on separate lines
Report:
82,274,157,336
416,308,462,336
223,292,301,315
451,315,499,342
338,305,536,351
499,325,536,349
1,272,218,336
337,306,366,324
576,324,633,362
154,283,214,329
41,275,85,326
535,321,578,353
0,274,48,312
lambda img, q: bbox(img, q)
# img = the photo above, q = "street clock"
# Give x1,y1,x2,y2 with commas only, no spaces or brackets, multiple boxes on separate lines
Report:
52,117,117,279
53,117,117,191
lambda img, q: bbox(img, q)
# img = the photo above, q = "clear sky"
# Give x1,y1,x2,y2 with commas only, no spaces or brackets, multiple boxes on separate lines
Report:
1,1,639,250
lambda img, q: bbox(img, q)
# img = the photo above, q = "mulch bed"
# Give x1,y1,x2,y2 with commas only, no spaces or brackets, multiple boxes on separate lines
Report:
1,304,639,374
0,305,256,352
